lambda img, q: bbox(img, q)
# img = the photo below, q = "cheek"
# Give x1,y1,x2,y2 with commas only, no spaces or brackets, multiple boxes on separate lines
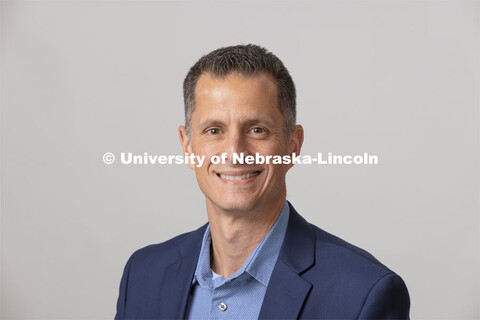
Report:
193,143,218,177
267,163,288,179
253,141,287,156
193,142,218,157
263,143,289,177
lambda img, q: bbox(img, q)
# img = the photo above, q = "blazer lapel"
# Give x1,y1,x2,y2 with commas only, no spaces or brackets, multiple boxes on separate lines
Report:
258,201,316,319
157,224,207,320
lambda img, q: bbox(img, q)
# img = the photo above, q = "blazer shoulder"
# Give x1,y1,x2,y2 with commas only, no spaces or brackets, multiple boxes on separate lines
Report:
300,222,410,318
313,224,386,267
308,223,396,281
128,223,207,268
286,202,395,279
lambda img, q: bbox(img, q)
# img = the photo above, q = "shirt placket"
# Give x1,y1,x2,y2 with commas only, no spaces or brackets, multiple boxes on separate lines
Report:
209,282,233,319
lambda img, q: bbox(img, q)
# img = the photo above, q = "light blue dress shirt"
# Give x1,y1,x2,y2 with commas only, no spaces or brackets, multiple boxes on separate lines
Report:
185,201,290,320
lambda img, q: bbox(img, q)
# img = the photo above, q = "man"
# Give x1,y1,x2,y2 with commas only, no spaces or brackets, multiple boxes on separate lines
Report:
115,44,410,319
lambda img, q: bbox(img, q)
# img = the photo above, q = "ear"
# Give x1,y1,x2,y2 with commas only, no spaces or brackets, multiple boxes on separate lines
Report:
286,124,304,171
178,126,195,170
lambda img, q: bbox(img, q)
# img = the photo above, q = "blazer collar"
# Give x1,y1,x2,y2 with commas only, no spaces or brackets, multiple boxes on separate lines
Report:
278,201,316,273
258,201,316,319
157,223,207,320
157,201,316,320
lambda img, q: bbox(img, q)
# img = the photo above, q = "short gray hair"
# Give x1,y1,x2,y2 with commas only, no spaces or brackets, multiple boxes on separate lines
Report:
183,44,296,139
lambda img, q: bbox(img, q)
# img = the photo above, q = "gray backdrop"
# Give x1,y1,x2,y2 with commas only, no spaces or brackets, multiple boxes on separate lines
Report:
1,1,479,319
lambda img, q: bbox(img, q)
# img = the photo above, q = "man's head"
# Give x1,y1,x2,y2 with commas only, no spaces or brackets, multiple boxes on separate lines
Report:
179,44,303,214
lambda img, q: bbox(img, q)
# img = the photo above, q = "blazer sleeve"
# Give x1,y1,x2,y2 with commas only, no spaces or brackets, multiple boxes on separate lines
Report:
357,273,411,320
114,254,134,320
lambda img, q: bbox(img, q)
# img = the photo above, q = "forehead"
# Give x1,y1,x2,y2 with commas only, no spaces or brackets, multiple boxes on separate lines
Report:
194,72,279,112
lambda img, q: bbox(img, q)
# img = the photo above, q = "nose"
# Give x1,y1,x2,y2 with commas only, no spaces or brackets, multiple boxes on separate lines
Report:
224,130,249,163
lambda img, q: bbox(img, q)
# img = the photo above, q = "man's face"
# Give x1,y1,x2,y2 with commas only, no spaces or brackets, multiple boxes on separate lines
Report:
179,72,303,213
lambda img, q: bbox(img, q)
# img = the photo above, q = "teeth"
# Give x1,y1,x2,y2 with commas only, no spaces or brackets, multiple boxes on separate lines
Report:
219,172,260,181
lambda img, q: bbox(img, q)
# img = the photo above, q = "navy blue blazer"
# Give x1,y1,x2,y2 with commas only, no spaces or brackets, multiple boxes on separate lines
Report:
115,202,410,319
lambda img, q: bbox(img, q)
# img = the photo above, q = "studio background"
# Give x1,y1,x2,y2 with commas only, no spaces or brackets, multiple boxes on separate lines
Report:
1,1,479,319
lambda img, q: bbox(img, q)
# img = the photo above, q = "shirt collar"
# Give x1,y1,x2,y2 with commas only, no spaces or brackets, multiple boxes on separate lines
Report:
192,200,290,288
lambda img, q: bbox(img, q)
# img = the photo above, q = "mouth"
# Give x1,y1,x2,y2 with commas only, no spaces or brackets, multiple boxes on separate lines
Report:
216,170,263,183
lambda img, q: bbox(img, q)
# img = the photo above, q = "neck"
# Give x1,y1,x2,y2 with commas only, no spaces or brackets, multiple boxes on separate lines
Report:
206,192,286,278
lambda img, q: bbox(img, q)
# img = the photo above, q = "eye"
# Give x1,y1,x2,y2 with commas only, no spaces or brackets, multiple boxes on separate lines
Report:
206,128,221,135
251,127,267,134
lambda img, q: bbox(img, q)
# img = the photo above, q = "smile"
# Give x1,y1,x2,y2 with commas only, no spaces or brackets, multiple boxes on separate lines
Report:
216,170,263,183
218,171,261,181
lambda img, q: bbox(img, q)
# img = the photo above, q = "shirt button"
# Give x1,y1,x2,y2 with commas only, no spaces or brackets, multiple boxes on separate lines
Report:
218,302,227,311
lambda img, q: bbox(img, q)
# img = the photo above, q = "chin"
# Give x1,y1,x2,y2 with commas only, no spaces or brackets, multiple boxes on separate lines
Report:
212,196,259,212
